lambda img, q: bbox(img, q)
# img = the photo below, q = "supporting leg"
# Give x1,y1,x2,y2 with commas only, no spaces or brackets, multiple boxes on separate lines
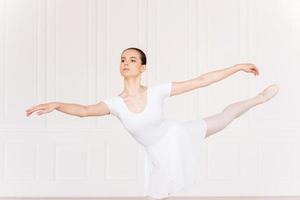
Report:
203,84,279,138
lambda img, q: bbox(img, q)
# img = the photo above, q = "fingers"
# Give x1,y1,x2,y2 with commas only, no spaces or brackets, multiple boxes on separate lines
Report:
26,104,47,117
253,66,259,76
37,111,44,115
248,64,259,76
239,63,260,76
26,107,43,115
252,64,259,74
253,69,258,76
26,108,44,116
26,104,38,112
251,67,258,76
36,108,51,116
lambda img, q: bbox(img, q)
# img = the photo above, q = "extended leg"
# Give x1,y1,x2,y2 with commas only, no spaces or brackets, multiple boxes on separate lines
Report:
203,84,279,138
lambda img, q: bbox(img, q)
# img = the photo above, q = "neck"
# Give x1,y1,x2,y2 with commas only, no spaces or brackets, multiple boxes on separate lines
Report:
122,78,146,96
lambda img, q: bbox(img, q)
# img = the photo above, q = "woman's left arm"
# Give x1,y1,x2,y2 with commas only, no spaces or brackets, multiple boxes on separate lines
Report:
199,63,259,86
170,63,259,96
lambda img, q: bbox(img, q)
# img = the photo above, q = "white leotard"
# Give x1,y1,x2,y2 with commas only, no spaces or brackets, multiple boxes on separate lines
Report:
102,82,207,199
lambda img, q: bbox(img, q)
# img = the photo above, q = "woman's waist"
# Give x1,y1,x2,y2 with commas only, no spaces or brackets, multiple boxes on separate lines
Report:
131,119,175,146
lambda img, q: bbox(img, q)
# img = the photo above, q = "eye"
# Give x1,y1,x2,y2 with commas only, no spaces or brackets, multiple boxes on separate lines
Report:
131,60,136,62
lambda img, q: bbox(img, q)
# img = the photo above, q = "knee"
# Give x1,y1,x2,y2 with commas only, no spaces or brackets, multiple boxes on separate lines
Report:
221,110,237,121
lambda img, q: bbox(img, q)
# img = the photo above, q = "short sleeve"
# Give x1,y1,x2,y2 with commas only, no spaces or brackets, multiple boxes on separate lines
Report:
156,81,172,99
102,97,116,116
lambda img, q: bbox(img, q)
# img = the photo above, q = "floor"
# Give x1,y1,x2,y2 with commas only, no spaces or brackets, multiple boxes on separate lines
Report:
0,197,300,200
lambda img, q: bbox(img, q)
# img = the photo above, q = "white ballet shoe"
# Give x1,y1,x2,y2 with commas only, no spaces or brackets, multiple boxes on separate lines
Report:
257,84,279,103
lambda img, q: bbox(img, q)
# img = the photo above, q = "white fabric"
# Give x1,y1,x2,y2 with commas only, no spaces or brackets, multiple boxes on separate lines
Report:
102,82,207,199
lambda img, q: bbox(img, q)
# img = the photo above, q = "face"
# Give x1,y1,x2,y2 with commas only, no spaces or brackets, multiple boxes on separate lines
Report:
120,49,146,78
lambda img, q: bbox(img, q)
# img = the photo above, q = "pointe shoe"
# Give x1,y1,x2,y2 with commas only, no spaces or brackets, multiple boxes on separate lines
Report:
257,84,279,103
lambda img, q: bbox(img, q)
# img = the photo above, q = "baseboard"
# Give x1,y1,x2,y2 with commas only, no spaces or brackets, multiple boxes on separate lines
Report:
0,197,300,200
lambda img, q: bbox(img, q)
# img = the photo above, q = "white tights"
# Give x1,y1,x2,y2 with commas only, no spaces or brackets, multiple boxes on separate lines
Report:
203,95,262,138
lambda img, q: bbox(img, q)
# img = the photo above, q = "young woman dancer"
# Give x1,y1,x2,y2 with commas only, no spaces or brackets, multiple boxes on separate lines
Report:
26,47,279,200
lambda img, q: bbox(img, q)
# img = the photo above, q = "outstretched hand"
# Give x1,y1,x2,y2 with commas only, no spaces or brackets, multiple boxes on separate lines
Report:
26,102,58,117
235,63,259,76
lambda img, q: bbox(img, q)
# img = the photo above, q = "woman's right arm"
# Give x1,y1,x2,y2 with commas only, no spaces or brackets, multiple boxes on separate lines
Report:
26,101,110,117
55,102,87,117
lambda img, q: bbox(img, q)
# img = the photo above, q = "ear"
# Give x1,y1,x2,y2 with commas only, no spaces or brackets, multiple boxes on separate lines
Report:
141,64,146,72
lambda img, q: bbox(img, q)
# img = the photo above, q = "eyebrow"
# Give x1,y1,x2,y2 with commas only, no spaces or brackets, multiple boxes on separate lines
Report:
121,56,138,59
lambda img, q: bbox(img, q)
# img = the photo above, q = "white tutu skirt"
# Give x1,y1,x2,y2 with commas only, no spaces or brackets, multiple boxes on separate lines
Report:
144,118,207,199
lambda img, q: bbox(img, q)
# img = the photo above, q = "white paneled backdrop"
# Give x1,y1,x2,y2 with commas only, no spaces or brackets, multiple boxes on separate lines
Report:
0,0,299,198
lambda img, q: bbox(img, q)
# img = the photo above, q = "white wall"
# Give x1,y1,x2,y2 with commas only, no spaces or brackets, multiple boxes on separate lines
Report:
0,0,299,197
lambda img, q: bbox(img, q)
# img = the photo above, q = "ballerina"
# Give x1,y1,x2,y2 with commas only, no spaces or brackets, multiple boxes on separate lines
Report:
26,47,279,200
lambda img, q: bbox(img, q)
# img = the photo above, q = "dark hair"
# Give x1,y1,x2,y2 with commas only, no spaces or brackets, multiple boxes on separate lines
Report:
123,47,147,65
